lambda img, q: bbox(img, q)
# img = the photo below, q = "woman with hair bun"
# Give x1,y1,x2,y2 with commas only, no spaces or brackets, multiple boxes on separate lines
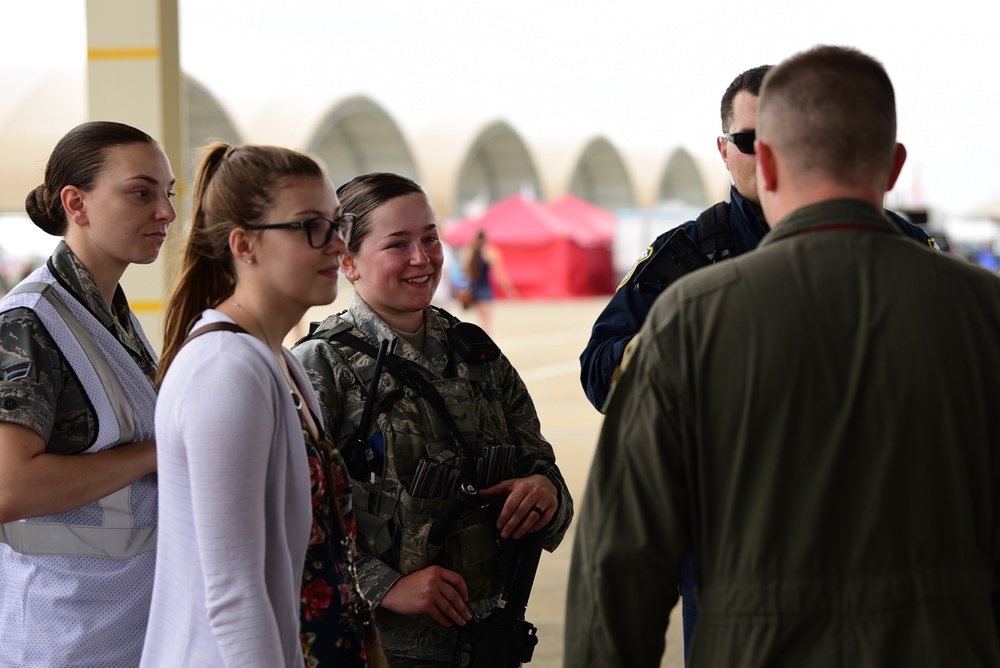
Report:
140,142,364,667
0,121,176,666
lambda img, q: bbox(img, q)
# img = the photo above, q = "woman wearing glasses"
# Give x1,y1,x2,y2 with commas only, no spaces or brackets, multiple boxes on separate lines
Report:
293,172,573,667
140,143,364,667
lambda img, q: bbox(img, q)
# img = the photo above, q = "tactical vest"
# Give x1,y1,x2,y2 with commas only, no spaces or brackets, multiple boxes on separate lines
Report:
697,200,733,261
306,315,511,602
0,263,158,666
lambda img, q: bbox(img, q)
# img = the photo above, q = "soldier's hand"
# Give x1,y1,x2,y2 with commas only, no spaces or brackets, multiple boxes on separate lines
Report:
380,566,472,627
480,474,558,539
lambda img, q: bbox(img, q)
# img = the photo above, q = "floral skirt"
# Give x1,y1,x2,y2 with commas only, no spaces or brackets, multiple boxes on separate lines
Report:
300,430,367,668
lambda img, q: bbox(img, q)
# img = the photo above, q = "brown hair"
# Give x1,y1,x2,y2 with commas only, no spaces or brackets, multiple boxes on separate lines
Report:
758,46,897,186
336,172,429,255
158,142,325,382
25,121,158,235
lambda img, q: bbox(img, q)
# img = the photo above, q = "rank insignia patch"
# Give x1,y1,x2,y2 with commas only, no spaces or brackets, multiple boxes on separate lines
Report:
2,361,31,381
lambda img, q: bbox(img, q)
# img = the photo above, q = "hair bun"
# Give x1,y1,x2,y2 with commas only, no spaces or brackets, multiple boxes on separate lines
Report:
24,186,65,236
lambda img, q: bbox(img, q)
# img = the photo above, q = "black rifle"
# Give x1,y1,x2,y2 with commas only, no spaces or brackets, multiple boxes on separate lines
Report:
633,227,712,292
433,493,545,668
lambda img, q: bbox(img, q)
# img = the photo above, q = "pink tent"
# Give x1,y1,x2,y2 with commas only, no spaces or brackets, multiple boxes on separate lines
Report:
443,194,615,299
546,195,616,293
547,195,615,243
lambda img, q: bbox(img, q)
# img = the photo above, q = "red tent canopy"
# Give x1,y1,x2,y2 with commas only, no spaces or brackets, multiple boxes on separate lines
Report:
443,194,615,298
546,195,615,246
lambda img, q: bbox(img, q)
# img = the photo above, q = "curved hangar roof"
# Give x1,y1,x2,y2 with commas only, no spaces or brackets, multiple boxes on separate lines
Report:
0,69,722,217
0,69,243,213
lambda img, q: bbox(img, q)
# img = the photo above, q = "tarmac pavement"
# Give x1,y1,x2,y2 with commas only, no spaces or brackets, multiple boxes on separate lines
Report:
295,291,684,668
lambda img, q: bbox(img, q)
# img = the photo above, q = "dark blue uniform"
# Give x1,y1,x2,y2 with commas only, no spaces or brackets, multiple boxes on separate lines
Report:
580,186,938,411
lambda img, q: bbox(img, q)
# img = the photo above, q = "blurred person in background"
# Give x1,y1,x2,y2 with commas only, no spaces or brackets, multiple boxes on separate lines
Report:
459,228,516,335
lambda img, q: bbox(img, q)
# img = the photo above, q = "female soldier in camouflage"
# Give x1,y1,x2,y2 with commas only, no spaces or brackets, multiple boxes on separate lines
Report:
293,172,574,667
0,121,175,666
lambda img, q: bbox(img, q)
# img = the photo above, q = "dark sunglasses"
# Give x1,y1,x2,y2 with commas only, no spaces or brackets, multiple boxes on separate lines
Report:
245,213,355,248
723,130,756,155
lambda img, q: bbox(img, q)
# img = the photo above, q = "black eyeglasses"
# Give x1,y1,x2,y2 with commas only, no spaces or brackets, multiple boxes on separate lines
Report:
723,130,756,155
245,213,355,248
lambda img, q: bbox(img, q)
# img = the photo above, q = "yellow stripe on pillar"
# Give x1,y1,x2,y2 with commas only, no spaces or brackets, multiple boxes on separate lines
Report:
88,47,161,60
129,300,163,314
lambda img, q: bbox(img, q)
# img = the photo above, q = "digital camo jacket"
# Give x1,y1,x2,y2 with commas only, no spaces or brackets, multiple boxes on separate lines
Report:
293,293,573,663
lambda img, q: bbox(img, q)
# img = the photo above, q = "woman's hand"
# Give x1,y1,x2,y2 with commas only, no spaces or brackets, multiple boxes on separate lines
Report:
379,566,472,627
479,474,558,540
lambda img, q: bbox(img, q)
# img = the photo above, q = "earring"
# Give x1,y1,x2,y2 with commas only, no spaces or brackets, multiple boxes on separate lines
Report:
246,259,255,265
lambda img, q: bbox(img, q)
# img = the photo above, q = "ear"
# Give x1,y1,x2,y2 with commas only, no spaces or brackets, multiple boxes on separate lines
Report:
60,185,88,228
229,227,255,264
341,252,358,281
885,142,907,191
755,139,779,193
717,135,730,166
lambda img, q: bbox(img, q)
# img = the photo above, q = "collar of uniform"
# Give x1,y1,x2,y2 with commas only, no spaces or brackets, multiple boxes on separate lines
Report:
760,199,900,249
347,293,451,378
48,240,123,329
729,185,770,240
48,241,156,383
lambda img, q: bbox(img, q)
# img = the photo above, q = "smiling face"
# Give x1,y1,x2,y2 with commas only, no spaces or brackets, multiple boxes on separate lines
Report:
248,175,346,316
64,142,176,273
342,192,443,332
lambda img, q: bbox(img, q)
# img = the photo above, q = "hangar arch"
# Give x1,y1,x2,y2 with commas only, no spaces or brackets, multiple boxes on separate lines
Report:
185,75,242,164
657,147,709,207
568,137,635,210
0,69,243,213
453,121,541,218
307,96,419,188
0,70,85,213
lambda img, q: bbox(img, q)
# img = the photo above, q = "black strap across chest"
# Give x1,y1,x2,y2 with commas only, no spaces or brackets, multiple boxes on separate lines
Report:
331,330,479,458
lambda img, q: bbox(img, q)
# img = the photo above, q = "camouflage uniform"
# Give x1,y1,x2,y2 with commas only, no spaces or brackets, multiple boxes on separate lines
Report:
293,294,573,665
0,241,157,449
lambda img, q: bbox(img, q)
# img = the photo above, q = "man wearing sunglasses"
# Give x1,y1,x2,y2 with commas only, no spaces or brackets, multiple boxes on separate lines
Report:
581,64,936,415
578,63,938,664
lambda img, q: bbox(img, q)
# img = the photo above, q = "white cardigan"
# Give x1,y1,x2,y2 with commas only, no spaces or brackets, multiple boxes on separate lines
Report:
140,310,313,668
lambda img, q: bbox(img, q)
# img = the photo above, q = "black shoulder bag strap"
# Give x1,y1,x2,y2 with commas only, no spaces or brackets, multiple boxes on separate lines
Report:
696,201,732,261
180,321,249,347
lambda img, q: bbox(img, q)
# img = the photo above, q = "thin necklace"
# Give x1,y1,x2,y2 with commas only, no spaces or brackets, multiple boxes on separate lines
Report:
231,298,304,410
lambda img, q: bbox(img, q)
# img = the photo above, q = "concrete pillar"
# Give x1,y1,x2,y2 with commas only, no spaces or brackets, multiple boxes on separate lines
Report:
86,0,184,353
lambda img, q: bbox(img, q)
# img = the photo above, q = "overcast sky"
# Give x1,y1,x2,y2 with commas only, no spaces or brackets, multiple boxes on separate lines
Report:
2,0,998,221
